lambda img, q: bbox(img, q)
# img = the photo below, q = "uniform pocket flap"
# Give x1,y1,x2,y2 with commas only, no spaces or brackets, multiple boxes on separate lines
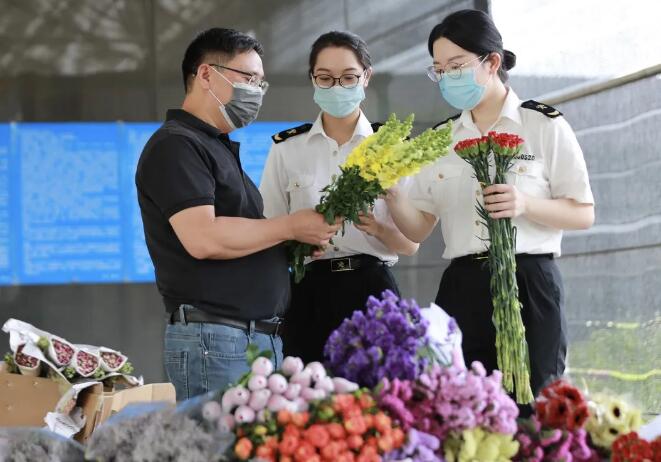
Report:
510,161,544,178
436,164,464,181
286,174,315,191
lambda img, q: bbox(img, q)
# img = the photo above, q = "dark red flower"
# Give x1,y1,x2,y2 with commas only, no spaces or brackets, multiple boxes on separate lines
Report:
567,403,589,431
535,380,588,431
612,432,653,462
559,386,583,405
650,436,661,462
535,401,547,421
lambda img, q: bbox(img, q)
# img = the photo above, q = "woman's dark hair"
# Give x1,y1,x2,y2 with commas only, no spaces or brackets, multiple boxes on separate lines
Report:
427,9,516,82
181,28,263,93
308,31,372,76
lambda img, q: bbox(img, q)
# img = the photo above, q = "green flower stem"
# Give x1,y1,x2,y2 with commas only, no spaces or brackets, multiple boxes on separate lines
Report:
288,167,384,283
461,144,533,404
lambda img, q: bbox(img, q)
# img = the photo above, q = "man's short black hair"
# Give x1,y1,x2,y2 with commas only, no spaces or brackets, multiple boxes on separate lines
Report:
181,28,264,93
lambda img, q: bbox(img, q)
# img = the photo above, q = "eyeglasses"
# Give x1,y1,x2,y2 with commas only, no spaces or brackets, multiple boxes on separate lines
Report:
426,55,487,82
208,64,269,93
312,71,365,89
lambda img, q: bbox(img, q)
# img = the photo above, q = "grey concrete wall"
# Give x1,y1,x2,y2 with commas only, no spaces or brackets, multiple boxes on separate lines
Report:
553,76,661,326
554,77,660,414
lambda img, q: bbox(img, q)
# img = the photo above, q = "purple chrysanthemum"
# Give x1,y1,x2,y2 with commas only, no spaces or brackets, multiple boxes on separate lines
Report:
323,290,431,387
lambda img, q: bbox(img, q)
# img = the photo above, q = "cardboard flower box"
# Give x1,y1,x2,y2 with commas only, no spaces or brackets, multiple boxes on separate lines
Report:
0,369,175,442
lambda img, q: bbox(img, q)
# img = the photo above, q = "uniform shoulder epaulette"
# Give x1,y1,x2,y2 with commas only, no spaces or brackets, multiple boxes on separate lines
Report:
433,113,460,129
272,123,313,143
521,100,563,118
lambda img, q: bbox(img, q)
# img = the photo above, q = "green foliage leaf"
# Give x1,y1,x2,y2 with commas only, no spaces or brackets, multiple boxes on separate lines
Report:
119,361,134,375
246,343,260,365
3,352,18,374
62,366,77,379
37,337,50,351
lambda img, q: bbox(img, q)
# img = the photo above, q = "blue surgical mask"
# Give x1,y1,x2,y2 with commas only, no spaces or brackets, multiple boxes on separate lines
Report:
313,84,365,118
438,67,491,111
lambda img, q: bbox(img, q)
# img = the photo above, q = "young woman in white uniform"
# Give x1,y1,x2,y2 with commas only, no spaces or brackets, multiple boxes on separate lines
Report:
260,31,418,363
386,10,595,405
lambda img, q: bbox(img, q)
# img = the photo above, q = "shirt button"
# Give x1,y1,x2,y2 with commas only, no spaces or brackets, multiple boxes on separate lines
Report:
475,220,480,227
334,246,339,251
294,182,300,188
332,150,338,156
518,166,526,173
203,351,209,356
438,173,444,180
475,189,481,197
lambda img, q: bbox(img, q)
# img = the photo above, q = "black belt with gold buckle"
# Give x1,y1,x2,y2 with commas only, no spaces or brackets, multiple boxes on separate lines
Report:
331,257,353,272
451,252,553,265
305,254,386,273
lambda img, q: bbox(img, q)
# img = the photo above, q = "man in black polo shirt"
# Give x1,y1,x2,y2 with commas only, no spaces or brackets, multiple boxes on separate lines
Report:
136,28,340,400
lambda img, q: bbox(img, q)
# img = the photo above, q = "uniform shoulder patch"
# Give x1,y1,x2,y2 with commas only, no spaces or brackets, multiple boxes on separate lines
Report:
272,123,313,143
433,113,460,129
521,100,563,118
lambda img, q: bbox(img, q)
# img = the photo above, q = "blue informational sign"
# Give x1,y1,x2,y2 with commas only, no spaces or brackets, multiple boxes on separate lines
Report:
0,120,302,285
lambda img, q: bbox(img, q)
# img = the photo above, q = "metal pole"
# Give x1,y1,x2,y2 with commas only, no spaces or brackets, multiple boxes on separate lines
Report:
538,63,661,106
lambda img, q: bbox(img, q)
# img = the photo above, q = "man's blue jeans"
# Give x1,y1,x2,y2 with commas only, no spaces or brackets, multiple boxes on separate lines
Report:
163,308,283,401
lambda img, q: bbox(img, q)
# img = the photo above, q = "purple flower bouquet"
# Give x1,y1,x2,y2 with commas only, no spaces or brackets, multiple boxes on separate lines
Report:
323,290,453,388
383,428,444,462
377,361,519,442
514,416,601,461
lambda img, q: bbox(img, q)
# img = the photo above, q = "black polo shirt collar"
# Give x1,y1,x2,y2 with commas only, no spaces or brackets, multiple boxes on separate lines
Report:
166,108,241,156
166,108,230,141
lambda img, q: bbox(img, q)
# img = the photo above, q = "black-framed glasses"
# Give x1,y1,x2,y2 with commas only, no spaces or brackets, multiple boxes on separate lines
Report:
208,64,269,92
312,72,364,89
426,55,487,82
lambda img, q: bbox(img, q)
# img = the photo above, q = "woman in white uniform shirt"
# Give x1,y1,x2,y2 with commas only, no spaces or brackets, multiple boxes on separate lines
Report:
260,31,418,363
386,10,595,406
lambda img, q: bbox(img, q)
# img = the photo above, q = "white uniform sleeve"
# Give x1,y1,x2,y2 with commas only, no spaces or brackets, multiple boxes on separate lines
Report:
374,177,412,224
259,142,290,218
407,165,441,218
546,117,594,205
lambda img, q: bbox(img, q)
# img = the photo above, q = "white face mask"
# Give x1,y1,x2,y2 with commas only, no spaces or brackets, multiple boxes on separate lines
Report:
209,68,264,129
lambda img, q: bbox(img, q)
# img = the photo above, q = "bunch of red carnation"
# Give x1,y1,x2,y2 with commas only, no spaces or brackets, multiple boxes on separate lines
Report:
488,131,525,156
